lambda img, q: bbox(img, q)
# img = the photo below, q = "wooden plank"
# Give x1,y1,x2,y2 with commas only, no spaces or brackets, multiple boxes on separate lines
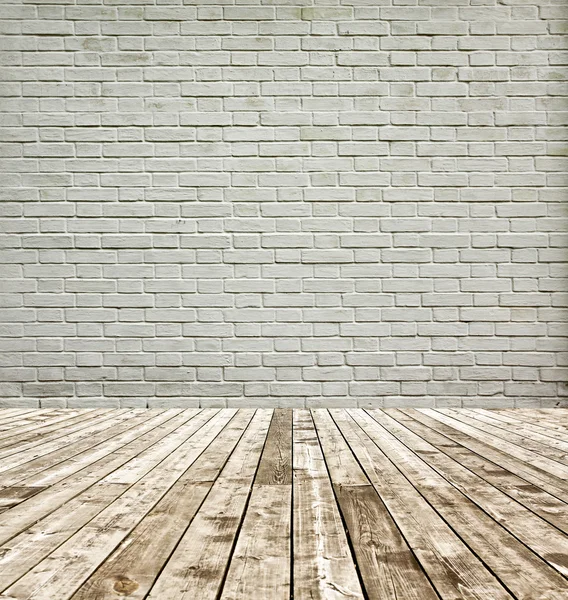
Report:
0,483,131,593
0,409,152,487
406,409,568,500
495,409,568,430
1,410,236,600
0,410,55,430
388,409,568,534
217,408,292,600
0,409,100,450
0,486,48,510
15,410,184,489
496,409,568,434
369,409,568,577
0,409,41,426
219,484,291,600
350,409,568,600
0,408,565,600
420,409,568,493
473,409,568,451
254,408,292,485
0,409,197,545
146,410,273,600
3,411,257,599
313,409,440,600
100,409,217,485
330,409,512,600
0,410,117,460
0,409,134,473
292,409,364,600
446,408,568,466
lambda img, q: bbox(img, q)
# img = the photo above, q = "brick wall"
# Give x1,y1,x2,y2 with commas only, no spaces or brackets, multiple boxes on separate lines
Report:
1,0,567,408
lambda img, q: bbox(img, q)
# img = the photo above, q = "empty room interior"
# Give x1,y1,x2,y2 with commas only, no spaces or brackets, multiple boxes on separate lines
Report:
0,0,567,598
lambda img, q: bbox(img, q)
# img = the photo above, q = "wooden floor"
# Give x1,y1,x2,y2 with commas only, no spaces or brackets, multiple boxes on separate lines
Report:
0,408,566,599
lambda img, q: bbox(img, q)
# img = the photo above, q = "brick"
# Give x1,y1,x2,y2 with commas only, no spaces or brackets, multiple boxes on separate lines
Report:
0,2,563,408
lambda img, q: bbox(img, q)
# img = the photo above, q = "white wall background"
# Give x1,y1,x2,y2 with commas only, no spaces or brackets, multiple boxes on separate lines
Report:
1,0,567,408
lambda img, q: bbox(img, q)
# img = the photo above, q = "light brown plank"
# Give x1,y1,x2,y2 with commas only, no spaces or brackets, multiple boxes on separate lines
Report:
0,411,251,595
352,409,568,600
146,409,273,600
219,484,291,600
446,408,568,466
0,486,48,511
15,409,184,488
218,408,292,600
421,409,568,491
0,409,197,545
0,483,130,593
67,409,257,600
314,409,440,600
0,410,41,427
369,409,568,578
330,409,512,600
254,408,292,485
1,410,236,600
471,409,568,454
0,409,101,450
406,408,568,501
389,408,568,534
0,409,153,487
0,410,55,430
0,409,135,474
496,409,568,434
293,409,364,600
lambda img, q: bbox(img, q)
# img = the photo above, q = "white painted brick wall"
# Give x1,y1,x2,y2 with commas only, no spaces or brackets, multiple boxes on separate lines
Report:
0,0,567,409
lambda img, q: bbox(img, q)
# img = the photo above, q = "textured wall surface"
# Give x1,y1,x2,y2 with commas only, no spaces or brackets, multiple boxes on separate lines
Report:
1,0,567,408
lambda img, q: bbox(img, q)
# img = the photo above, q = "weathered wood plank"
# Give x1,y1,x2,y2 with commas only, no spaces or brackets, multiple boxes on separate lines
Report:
468,409,568,455
254,408,292,485
314,409,440,600
370,409,568,577
496,409,568,434
0,409,135,475
0,410,155,488
1,411,236,600
69,410,257,600
0,408,566,600
218,408,292,600
330,409,512,600
407,409,568,501
219,484,291,600
353,409,568,600
146,410,273,600
444,408,568,466
0,486,48,511
0,409,196,545
0,483,130,593
293,409,364,600
16,409,184,488
0,412,252,596
0,409,40,427
0,409,100,450
421,409,568,492
0,410,55,431
389,409,568,534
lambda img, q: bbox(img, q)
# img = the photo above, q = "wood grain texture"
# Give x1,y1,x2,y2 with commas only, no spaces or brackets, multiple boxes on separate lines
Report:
293,410,364,600
254,408,292,485
389,408,568,534
314,409,439,600
331,409,512,600
0,408,566,600
358,409,568,600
